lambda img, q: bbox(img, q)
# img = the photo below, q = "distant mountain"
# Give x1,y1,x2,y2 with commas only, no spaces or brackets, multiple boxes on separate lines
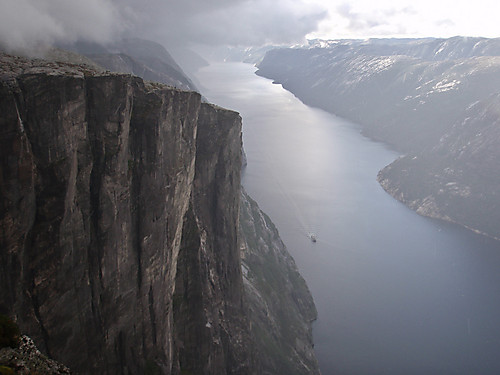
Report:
306,36,500,61
168,46,209,76
256,36,500,240
61,38,198,91
196,44,280,65
378,92,500,239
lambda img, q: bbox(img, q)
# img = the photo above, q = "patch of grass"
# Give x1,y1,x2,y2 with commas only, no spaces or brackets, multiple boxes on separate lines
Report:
0,314,20,349
0,366,15,375
144,359,161,375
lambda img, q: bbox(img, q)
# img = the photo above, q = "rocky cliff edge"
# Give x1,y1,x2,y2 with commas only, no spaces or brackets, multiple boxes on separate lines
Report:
0,53,247,374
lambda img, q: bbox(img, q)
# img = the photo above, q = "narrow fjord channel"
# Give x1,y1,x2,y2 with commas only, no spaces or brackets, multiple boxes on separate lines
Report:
195,62,500,374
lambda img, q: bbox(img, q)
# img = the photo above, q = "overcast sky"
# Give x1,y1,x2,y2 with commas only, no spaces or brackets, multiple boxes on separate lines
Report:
309,0,500,40
0,0,499,52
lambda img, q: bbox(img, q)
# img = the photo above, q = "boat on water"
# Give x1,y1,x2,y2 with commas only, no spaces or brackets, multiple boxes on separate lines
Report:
309,233,317,243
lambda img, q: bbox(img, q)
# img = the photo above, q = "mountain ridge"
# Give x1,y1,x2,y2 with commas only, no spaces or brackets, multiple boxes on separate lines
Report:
256,36,500,240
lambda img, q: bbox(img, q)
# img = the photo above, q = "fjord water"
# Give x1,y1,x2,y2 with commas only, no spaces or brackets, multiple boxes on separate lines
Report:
194,62,500,374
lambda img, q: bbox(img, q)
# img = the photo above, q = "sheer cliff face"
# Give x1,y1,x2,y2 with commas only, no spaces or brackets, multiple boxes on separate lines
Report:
0,54,246,374
173,104,249,374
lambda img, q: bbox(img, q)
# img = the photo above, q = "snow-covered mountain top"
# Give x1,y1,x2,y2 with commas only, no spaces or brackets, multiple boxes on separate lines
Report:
302,36,500,61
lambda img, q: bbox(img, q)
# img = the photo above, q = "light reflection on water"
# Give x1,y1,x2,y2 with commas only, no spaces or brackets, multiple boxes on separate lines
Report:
195,62,500,375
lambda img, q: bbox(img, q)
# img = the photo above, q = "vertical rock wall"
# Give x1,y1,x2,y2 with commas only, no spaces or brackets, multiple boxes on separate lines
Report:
0,55,246,374
173,104,249,375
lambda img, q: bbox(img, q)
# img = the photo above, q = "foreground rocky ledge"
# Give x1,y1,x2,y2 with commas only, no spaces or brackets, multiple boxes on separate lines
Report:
0,335,71,374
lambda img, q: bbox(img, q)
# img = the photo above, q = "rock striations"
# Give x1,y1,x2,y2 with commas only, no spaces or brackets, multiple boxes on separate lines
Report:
0,52,319,374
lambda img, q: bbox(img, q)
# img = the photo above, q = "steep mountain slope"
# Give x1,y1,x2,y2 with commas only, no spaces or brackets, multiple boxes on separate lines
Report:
239,190,319,375
378,93,500,238
256,37,500,240
62,38,197,91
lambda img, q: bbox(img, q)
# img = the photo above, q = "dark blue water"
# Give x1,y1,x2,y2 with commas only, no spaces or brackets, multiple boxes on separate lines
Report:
194,62,500,375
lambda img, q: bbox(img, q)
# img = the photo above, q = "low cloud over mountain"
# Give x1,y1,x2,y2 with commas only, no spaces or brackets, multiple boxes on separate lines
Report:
0,0,327,51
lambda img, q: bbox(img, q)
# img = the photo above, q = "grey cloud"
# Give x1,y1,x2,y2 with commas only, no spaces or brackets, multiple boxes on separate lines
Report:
336,2,414,35
0,0,122,51
0,0,327,52
436,19,455,27
123,0,327,47
180,0,326,46
336,3,381,30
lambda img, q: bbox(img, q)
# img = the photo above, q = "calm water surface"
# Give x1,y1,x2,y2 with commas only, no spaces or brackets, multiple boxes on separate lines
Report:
195,62,500,375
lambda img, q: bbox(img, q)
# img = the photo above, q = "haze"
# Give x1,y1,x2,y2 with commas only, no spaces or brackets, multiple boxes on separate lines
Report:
1,0,499,52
